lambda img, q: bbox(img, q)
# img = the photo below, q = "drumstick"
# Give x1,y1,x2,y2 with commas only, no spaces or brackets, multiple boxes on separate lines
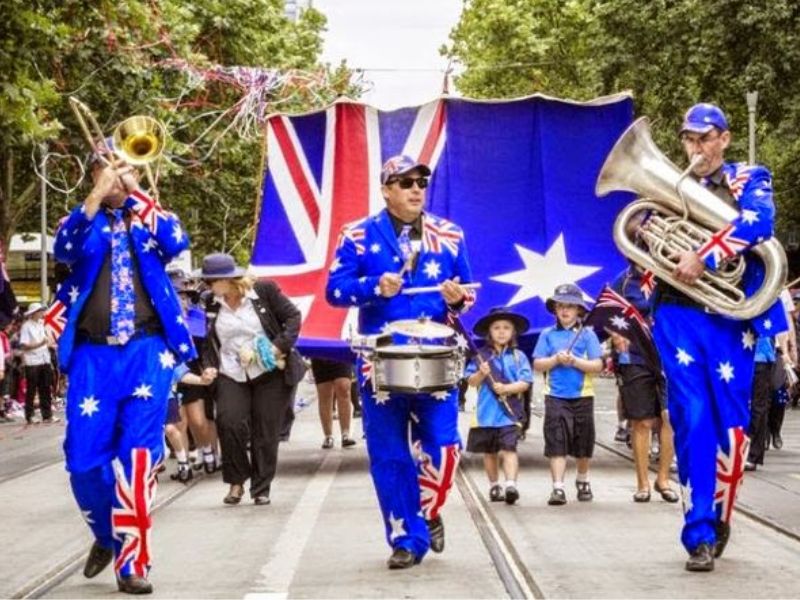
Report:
401,282,482,295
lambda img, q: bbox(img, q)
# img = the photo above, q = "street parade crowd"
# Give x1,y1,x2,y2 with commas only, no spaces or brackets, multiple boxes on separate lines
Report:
4,101,799,594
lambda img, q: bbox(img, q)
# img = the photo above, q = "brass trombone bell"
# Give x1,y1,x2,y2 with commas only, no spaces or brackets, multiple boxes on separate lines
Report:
112,116,166,165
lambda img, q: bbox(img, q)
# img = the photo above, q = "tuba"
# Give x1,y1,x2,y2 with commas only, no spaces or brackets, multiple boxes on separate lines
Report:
595,117,786,320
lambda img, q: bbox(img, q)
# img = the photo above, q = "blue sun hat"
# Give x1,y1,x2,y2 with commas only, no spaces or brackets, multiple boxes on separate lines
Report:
545,283,591,314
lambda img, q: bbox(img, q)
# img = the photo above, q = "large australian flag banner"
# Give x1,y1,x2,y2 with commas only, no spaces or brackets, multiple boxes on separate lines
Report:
251,94,634,354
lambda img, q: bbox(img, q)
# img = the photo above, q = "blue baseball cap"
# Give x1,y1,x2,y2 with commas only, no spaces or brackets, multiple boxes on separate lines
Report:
680,103,729,135
380,155,431,184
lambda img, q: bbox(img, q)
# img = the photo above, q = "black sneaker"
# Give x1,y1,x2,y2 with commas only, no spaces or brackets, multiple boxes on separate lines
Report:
321,436,334,449
387,547,417,569
427,516,445,553
489,484,505,502
83,541,113,578
504,485,520,505
685,543,714,572
548,488,567,505
614,426,628,443
341,434,357,448
714,521,731,558
576,480,593,501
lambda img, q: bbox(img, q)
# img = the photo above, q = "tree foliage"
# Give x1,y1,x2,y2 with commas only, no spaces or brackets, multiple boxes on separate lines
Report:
443,0,800,233
0,0,357,265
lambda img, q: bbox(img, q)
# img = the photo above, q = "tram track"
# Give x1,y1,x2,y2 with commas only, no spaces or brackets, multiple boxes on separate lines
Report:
456,460,544,600
10,469,210,599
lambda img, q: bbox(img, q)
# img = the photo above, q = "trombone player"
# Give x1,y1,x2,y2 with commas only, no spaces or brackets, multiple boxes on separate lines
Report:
649,103,787,572
51,128,195,594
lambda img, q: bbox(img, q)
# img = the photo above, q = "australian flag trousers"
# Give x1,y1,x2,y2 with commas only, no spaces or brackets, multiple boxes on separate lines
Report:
64,334,175,578
357,355,461,559
653,303,754,553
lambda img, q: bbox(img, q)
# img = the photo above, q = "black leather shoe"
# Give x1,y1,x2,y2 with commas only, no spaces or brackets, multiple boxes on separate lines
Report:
387,548,417,569
685,543,714,572
254,495,271,505
83,541,113,579
714,521,731,558
117,574,153,594
427,516,445,553
773,432,783,450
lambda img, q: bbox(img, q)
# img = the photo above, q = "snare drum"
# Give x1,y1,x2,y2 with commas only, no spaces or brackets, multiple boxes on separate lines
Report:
372,344,464,394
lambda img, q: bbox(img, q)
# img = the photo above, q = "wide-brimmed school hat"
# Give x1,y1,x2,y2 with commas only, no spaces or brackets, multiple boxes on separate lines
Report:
196,253,247,280
545,283,591,313
24,302,45,317
380,154,431,184
473,306,530,337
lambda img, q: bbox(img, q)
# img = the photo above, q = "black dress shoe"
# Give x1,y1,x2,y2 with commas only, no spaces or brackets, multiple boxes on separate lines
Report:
83,541,113,578
773,432,783,450
254,495,271,505
387,548,417,569
427,516,445,553
117,574,154,594
685,543,714,572
714,521,731,558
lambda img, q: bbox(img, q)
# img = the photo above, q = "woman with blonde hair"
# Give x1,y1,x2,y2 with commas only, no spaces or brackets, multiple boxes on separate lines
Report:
199,253,306,505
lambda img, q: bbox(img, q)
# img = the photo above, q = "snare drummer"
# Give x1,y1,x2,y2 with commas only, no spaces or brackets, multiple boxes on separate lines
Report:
326,155,476,569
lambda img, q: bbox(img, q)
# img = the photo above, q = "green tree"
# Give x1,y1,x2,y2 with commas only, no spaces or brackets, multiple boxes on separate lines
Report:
0,0,357,266
443,0,800,232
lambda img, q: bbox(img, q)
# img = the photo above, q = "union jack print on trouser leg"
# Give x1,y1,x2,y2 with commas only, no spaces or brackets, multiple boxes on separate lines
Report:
653,304,754,554
357,356,461,559
64,334,174,576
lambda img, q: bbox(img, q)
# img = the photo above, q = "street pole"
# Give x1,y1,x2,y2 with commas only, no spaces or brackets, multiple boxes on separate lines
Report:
39,143,48,303
746,91,758,165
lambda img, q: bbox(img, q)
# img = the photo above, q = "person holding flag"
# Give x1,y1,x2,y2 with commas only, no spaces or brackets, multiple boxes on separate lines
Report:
588,268,678,504
532,283,603,506
326,155,475,570
464,307,532,505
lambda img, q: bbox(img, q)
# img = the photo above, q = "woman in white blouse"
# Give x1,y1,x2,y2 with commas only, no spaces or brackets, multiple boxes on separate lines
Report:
199,253,305,505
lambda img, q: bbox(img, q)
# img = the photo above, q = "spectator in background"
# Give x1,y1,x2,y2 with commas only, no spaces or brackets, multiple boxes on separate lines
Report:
311,358,356,449
19,303,56,425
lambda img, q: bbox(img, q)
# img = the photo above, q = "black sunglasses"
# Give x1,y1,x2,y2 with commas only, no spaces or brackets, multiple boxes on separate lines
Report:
387,176,429,190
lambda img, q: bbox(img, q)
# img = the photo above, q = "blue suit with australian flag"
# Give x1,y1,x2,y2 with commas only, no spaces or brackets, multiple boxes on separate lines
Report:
651,161,787,555
326,208,475,560
49,188,195,579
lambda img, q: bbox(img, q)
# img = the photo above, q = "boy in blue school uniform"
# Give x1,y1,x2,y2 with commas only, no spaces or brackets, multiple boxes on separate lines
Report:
533,284,603,505
465,307,533,505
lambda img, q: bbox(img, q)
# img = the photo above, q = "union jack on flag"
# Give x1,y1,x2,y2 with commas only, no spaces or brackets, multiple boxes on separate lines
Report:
112,448,158,577
724,166,752,201
714,426,749,524
251,99,446,344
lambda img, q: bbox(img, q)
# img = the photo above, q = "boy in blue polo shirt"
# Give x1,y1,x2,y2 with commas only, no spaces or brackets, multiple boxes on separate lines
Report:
533,284,603,506
465,307,533,505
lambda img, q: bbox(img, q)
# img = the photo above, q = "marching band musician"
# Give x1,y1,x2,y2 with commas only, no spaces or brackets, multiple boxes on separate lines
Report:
649,103,787,572
326,155,475,569
51,142,195,594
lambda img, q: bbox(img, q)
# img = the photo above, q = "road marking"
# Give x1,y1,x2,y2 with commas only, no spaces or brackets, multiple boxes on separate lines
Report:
244,452,342,600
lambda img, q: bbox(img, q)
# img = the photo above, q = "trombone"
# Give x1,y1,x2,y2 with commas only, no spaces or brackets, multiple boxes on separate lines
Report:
69,96,166,199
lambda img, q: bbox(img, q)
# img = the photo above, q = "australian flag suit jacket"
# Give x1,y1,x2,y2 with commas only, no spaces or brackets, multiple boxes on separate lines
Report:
690,162,788,336
326,208,476,334
50,189,196,369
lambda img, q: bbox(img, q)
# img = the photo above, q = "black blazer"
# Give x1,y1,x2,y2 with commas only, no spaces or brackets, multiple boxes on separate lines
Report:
203,280,307,386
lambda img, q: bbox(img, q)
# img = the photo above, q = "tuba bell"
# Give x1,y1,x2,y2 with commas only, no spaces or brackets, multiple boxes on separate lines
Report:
595,117,786,320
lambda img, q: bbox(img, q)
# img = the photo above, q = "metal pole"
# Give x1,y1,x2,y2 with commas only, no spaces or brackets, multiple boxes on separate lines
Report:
746,91,758,165
39,143,48,303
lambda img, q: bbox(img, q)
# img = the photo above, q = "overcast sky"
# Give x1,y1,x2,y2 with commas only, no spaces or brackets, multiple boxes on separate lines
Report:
312,0,465,109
